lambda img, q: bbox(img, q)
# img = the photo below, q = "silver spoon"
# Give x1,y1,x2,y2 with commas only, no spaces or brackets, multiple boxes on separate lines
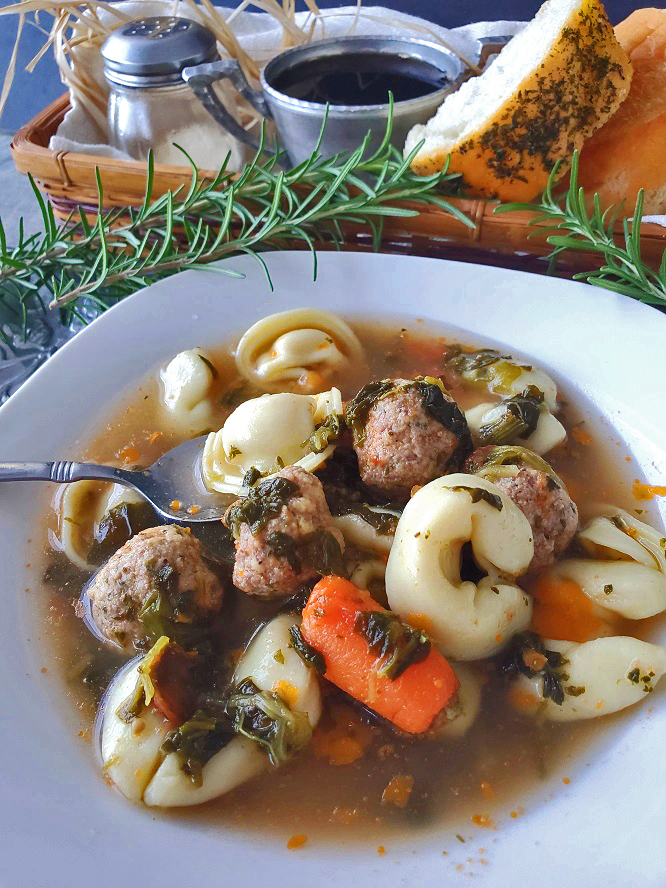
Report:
0,435,235,523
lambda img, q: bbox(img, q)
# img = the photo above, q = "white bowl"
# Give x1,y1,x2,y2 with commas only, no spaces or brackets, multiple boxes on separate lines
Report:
1,252,664,887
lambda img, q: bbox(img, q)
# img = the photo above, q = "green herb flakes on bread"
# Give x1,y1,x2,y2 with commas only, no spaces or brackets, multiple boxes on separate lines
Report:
405,0,632,201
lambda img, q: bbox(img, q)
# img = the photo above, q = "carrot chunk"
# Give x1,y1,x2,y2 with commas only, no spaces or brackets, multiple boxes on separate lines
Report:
301,576,458,733
529,574,604,643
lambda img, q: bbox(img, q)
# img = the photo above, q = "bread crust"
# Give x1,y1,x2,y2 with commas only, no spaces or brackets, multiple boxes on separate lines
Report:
408,0,632,201
577,8,666,214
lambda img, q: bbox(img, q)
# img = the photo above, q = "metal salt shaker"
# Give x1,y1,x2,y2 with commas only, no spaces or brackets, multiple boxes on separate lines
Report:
101,17,246,169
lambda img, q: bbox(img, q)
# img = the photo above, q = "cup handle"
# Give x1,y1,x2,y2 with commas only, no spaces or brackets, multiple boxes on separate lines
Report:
475,35,514,69
182,59,270,152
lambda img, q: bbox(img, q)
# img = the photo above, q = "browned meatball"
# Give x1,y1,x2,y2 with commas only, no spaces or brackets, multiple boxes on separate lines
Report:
463,445,496,474
494,468,578,572
86,525,224,649
349,379,471,502
227,465,344,600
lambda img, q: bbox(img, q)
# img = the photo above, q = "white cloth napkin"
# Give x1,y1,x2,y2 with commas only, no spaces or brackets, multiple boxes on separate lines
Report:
49,4,524,167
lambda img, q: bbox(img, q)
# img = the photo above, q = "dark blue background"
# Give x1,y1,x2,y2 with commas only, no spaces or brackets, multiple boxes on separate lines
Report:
0,0,638,131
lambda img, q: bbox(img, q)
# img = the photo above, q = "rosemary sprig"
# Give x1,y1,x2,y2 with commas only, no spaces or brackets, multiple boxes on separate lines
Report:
0,117,470,343
496,151,666,307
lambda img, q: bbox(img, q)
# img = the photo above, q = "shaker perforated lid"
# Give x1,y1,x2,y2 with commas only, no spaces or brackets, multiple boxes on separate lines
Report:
101,17,218,87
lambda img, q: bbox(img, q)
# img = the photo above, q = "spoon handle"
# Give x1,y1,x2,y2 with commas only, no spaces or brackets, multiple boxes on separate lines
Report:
0,461,135,485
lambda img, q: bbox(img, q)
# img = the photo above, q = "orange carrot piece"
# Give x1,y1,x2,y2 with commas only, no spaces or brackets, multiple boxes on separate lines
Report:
301,576,458,734
529,574,604,643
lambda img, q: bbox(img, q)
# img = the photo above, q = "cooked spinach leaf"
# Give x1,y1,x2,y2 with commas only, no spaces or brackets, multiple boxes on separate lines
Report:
300,530,347,578
412,378,472,468
477,386,544,446
354,610,431,681
161,704,235,787
266,529,347,579
473,445,565,490
289,625,326,674
138,563,206,650
496,631,567,706
88,501,157,564
345,380,395,445
449,484,503,512
265,531,302,572
225,476,299,538
115,681,146,724
225,678,312,766
345,377,471,468
305,413,343,454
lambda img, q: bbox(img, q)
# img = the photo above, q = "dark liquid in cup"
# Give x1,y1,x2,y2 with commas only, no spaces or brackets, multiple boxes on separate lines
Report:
271,52,449,105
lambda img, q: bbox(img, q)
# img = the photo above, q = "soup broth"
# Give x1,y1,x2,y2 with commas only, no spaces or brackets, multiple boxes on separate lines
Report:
35,318,662,850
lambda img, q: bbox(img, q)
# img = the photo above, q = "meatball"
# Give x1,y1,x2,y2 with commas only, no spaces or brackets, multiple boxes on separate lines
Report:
86,525,224,649
228,465,344,600
351,379,471,502
494,468,578,572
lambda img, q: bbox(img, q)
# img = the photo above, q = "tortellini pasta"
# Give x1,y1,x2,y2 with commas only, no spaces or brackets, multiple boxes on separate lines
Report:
160,348,217,433
331,506,401,557
235,308,364,392
510,636,666,721
349,558,387,591
98,615,321,807
201,387,342,494
449,348,559,413
56,481,143,570
550,508,666,619
431,663,483,738
465,400,566,455
385,474,534,661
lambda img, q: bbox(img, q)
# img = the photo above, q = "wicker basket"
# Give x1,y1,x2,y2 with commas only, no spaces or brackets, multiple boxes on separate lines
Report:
11,93,666,276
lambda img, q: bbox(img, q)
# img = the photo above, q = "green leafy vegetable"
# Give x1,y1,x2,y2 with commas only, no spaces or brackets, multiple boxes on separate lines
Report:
344,380,395,445
477,386,544,446
449,484,504,511
161,705,235,787
345,377,471,468
496,631,567,706
354,610,431,681
446,347,524,394
225,678,312,766
265,531,302,572
471,445,565,490
300,530,347,578
289,625,326,674
88,501,157,564
305,413,343,454
265,529,347,578
115,681,146,724
137,563,205,649
225,476,299,538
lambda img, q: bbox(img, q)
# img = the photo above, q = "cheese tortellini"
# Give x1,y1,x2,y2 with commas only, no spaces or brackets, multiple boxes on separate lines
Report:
331,506,401,557
56,481,144,570
431,663,483,738
510,636,666,721
450,348,564,453
235,308,364,392
550,508,666,619
465,400,566,455
385,474,534,661
201,387,342,494
98,615,321,807
449,348,559,412
160,348,217,433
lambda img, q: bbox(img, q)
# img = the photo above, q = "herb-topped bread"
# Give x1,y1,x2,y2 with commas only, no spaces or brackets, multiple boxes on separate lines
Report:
578,8,666,214
404,0,632,201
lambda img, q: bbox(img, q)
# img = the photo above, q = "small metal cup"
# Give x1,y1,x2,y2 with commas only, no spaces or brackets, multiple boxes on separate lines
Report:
182,35,509,166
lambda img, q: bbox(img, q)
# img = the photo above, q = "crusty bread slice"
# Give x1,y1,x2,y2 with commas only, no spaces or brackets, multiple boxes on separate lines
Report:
405,0,632,201
578,9,666,214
